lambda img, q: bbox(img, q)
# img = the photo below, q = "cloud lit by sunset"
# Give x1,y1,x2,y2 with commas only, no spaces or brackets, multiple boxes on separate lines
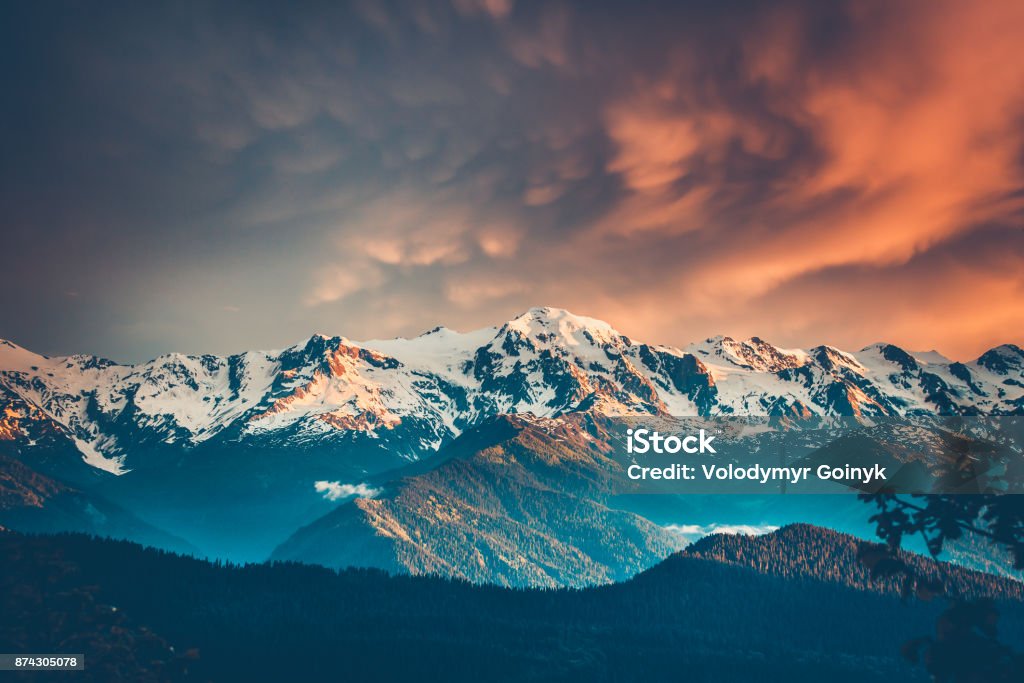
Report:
2,0,1022,360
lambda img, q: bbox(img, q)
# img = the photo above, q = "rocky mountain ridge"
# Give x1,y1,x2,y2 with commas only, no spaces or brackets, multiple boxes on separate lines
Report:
2,307,1020,482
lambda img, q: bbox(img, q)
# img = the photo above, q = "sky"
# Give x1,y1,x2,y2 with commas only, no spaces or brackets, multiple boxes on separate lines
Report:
1,0,1022,363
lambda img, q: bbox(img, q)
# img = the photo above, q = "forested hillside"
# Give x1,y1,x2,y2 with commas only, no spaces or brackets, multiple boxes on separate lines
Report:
272,414,683,586
683,523,1024,598
4,526,1022,682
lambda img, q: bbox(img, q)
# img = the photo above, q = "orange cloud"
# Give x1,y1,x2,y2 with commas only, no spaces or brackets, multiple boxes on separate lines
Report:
595,0,1024,310
604,103,701,192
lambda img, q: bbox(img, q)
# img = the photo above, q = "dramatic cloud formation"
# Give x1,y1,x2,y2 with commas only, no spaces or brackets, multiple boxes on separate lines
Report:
1,0,1021,361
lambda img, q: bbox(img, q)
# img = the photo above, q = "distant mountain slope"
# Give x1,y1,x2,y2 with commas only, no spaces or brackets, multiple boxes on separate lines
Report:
270,409,1024,587
4,525,1022,682
0,453,195,555
272,414,684,587
0,384,111,487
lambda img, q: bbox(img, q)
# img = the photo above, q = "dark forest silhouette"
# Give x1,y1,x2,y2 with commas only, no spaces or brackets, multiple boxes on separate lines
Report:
3,524,1022,682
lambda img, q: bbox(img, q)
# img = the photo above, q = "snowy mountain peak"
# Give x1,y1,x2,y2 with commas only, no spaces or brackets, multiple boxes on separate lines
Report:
498,307,627,354
910,349,952,366
976,344,1024,375
688,335,808,373
504,306,621,336
297,332,354,350
1,311,1022,478
0,339,49,371
989,343,1023,356
808,345,867,374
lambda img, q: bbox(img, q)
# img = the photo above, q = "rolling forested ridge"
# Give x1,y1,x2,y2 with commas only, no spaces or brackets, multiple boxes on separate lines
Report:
3,525,1022,682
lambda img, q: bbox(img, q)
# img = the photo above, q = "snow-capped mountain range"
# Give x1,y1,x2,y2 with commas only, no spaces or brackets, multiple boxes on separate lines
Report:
1,307,1022,478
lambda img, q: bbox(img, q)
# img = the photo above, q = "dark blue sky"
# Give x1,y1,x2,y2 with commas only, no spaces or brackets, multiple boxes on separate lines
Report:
2,0,1022,361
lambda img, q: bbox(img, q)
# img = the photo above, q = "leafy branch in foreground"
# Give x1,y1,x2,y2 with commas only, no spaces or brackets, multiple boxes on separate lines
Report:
859,492,1024,682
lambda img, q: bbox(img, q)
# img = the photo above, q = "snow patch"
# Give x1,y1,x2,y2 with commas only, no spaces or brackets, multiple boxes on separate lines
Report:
73,438,128,475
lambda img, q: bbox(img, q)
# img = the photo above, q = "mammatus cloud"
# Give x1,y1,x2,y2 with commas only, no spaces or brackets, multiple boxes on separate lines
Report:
2,1,1022,361
303,1,1024,358
314,481,382,501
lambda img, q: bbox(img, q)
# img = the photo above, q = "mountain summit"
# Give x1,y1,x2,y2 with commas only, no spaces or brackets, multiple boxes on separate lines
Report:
1,308,1021,482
